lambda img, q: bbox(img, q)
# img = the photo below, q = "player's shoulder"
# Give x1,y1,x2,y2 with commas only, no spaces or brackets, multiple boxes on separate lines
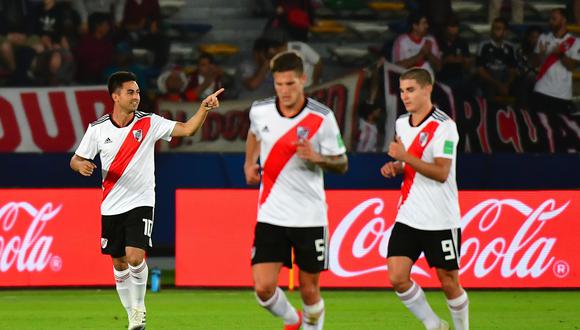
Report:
251,96,276,109
396,113,410,123
432,108,455,124
90,113,110,127
306,97,332,116
135,110,153,119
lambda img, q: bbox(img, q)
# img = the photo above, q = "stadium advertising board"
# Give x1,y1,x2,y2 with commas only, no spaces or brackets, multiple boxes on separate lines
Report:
0,86,112,152
383,62,580,153
0,189,112,286
176,189,579,288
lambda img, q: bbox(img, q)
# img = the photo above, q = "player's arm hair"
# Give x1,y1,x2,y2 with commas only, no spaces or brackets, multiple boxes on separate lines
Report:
402,155,451,183
314,153,348,174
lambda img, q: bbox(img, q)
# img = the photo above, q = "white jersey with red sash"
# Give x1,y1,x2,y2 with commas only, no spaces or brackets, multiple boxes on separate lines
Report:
392,33,441,74
395,108,460,230
249,97,346,227
534,32,580,100
75,111,176,215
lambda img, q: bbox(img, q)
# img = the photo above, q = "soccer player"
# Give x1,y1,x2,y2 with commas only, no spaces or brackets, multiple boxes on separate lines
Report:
380,67,469,330
70,71,223,330
244,51,348,330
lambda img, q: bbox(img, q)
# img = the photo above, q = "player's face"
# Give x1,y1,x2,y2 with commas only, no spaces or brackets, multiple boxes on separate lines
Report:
491,21,506,41
399,78,431,113
549,11,565,32
413,17,429,36
113,81,140,113
273,70,306,108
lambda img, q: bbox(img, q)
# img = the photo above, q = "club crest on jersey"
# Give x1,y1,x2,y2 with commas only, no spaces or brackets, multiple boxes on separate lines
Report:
133,129,143,142
101,238,108,249
419,132,429,147
296,126,310,140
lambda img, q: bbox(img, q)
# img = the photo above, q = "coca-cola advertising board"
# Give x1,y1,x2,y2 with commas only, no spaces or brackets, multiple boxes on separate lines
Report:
0,189,113,286
176,189,579,288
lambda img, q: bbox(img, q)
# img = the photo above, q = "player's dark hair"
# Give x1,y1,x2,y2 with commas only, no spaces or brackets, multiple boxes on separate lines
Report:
270,51,304,75
552,8,568,21
400,67,433,86
407,11,426,31
198,52,215,64
492,17,508,29
107,71,137,96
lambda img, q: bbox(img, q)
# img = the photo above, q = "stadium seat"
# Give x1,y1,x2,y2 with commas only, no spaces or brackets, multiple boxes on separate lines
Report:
324,0,369,11
328,46,370,65
367,1,406,12
452,1,484,13
346,21,390,38
198,43,240,56
310,20,347,34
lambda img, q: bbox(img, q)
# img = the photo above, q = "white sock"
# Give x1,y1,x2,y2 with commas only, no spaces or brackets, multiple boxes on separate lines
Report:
129,260,148,310
302,299,325,330
447,291,469,330
256,287,299,325
113,267,132,317
396,281,442,329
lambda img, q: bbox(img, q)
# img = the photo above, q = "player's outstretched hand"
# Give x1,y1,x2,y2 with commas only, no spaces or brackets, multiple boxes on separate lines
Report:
79,161,97,176
380,161,401,178
201,88,225,111
388,136,406,161
244,163,261,185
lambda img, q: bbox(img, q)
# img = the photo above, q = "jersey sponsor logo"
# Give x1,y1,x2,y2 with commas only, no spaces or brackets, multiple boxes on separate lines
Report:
444,140,454,155
132,129,143,142
104,137,112,144
262,125,269,133
259,113,324,207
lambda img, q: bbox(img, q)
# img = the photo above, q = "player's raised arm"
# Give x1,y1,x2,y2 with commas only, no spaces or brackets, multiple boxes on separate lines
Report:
70,154,97,176
171,88,225,137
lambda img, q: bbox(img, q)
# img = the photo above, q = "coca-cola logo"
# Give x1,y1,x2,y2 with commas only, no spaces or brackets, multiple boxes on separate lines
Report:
0,202,62,272
329,198,569,280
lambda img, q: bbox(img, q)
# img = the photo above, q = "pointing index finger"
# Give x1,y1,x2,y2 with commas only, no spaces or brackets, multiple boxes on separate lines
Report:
212,88,225,98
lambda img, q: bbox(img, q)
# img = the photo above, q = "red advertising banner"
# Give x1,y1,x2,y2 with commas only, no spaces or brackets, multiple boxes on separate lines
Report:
0,189,113,286
176,189,579,288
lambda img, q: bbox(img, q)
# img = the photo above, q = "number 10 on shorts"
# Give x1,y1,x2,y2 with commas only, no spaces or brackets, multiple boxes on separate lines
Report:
142,218,153,237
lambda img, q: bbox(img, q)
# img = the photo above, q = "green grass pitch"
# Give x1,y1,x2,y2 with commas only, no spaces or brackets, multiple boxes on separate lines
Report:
1,289,579,329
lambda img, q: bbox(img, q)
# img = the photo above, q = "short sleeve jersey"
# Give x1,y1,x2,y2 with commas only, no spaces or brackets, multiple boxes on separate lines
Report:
534,32,580,100
287,41,321,87
249,97,346,227
75,111,176,215
392,33,441,74
395,108,461,230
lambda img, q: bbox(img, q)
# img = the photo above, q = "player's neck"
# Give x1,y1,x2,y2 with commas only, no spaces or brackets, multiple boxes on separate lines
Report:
278,97,306,118
410,103,433,126
112,108,135,127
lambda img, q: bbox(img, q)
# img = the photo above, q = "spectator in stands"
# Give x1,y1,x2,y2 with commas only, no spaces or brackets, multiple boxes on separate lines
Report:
356,102,382,153
72,0,125,34
187,53,225,101
157,66,194,102
489,0,524,24
103,42,148,92
514,25,542,108
437,15,475,94
475,17,518,102
120,0,170,69
32,0,81,50
264,0,315,42
531,8,580,115
391,11,441,74
237,37,280,99
267,37,322,87
30,33,76,86
0,0,36,86
416,0,452,40
74,14,113,84
574,0,580,25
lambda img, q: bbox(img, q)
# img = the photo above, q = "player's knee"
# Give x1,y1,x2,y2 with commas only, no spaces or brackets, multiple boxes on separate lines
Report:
126,255,144,267
299,284,320,302
254,283,276,301
389,272,411,291
439,275,460,293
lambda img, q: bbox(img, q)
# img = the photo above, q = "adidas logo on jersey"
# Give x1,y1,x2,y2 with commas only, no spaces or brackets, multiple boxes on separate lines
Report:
104,138,112,144
262,126,269,133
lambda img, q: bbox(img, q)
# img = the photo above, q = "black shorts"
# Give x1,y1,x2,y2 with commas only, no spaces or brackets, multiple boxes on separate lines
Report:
101,206,154,258
251,222,328,273
387,222,461,270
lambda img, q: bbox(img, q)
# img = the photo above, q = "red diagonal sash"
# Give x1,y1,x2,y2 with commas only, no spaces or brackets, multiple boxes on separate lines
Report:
536,36,576,81
102,117,151,201
399,121,440,207
259,113,324,206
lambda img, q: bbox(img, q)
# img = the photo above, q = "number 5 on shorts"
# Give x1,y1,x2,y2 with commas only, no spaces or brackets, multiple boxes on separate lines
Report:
142,218,153,237
315,239,325,261
441,239,456,260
